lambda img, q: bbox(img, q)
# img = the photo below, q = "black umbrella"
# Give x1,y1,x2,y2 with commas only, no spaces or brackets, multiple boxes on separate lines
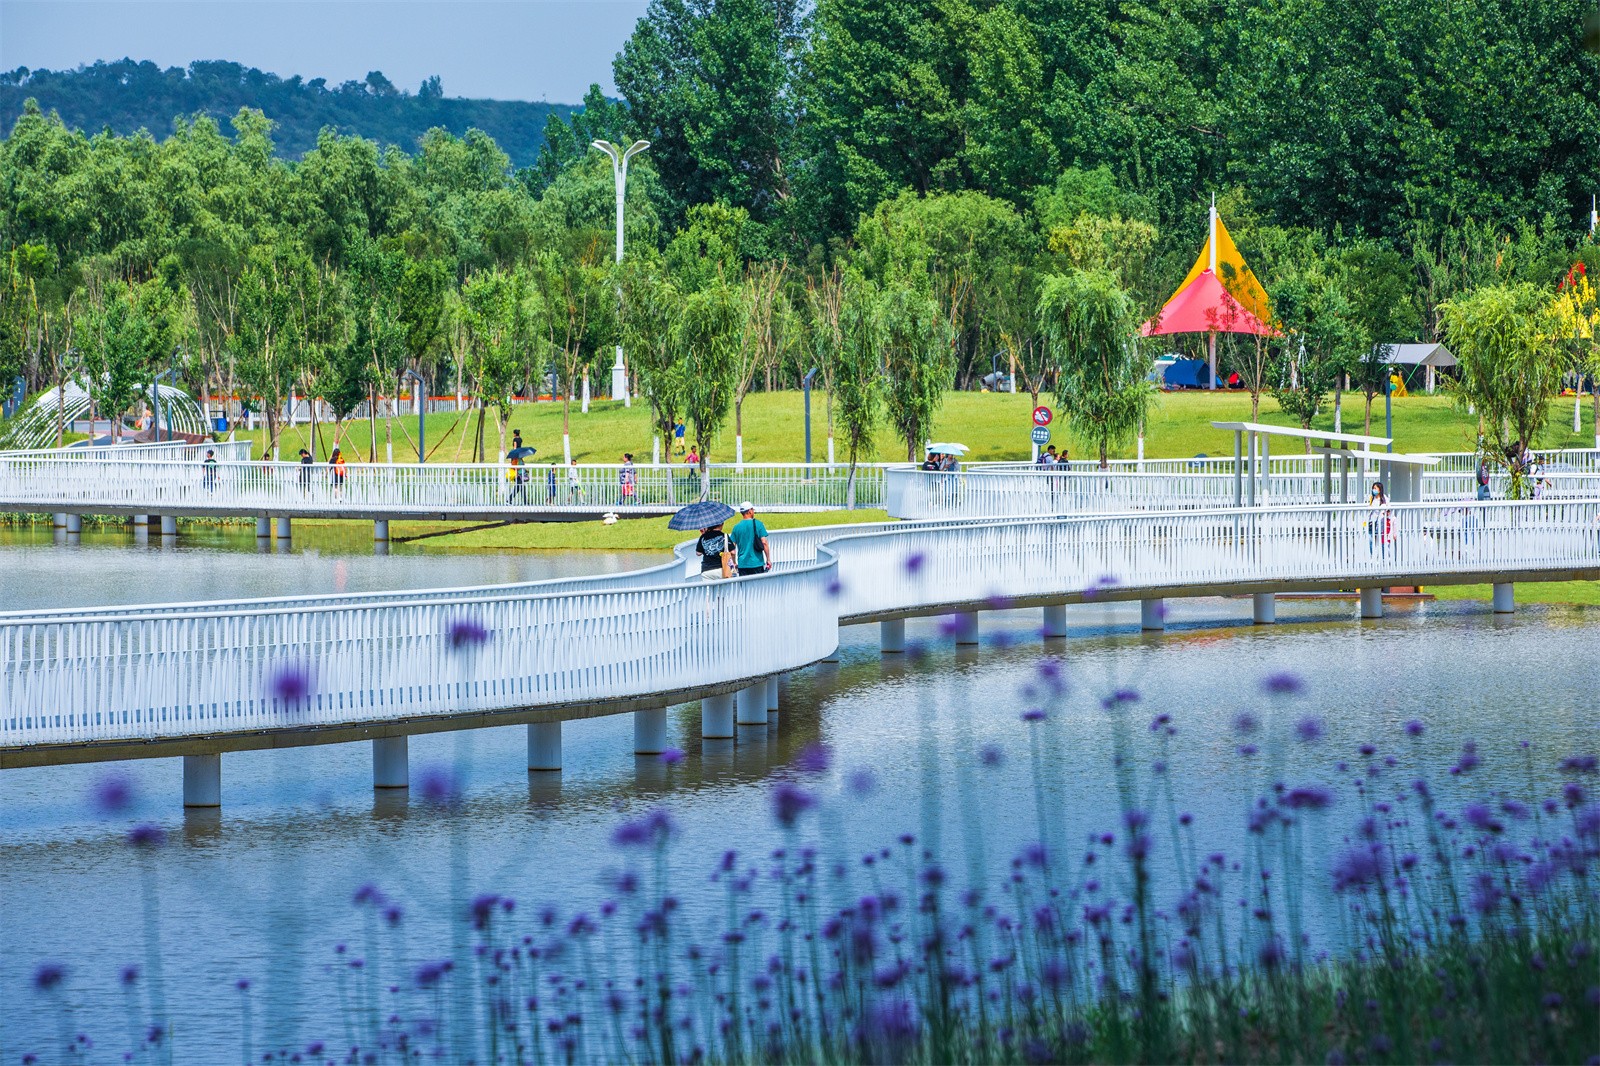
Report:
507,446,538,461
667,500,737,531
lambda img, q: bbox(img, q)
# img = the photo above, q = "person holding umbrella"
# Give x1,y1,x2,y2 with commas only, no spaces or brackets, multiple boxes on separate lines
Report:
668,500,737,580
505,442,538,503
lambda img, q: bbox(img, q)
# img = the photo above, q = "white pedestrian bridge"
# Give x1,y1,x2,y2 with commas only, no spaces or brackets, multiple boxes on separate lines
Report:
4,499,1597,805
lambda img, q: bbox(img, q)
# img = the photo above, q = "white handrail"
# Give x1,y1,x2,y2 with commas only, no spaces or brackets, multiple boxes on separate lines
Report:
4,499,1597,752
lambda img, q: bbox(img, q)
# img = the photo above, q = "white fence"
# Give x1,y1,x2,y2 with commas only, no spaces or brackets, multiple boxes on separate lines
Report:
886,465,1600,520
0,458,888,517
4,499,1598,752
0,440,253,464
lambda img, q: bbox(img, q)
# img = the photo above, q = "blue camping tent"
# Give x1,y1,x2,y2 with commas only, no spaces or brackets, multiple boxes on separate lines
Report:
1162,358,1211,389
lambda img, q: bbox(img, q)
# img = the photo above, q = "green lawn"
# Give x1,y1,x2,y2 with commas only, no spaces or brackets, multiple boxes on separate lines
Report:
294,508,892,553
232,389,1597,465
1428,580,1600,606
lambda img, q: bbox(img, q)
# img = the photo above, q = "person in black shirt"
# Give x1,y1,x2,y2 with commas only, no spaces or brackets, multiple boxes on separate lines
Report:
298,448,313,495
695,522,731,580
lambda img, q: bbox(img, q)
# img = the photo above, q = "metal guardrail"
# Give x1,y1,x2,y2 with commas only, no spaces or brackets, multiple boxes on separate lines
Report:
0,440,253,463
3,499,1598,751
0,458,888,517
885,466,1600,519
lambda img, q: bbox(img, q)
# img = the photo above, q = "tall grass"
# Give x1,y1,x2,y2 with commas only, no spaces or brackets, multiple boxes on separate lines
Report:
21,667,1599,1065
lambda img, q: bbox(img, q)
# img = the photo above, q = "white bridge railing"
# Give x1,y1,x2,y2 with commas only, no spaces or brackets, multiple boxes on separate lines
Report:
0,458,888,516
886,466,1600,519
0,440,254,463
4,499,1598,752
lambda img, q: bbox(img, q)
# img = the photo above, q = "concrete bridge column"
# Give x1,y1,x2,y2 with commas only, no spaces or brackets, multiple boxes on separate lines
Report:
373,736,408,788
736,683,768,726
52,512,68,530
634,707,668,754
256,517,271,541
1492,583,1515,614
765,676,780,712
952,611,979,645
1252,593,1276,625
64,513,83,534
275,516,292,541
374,520,390,556
159,515,177,538
702,694,735,738
134,514,149,530
527,722,562,771
182,754,221,808
1359,588,1384,619
1140,599,1166,631
1042,604,1068,638
880,619,906,654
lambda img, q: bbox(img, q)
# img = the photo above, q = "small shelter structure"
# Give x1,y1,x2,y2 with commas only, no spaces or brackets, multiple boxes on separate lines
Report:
1383,342,1456,394
1142,200,1278,389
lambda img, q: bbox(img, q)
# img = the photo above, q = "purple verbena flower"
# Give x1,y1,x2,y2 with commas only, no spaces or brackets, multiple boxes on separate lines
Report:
612,808,675,849
91,773,134,815
771,782,817,828
659,747,685,766
1263,672,1304,696
1404,719,1426,737
795,743,832,774
1295,716,1325,744
32,963,65,992
447,617,490,651
126,824,166,849
979,744,1005,768
268,663,313,706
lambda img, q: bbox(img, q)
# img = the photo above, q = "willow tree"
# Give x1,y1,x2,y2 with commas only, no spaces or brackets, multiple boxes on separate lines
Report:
879,282,954,461
834,276,884,507
1038,268,1150,468
1440,282,1566,495
618,258,685,467
674,280,743,497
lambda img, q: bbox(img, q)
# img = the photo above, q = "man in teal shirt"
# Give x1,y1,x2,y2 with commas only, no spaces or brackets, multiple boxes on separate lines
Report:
728,501,772,576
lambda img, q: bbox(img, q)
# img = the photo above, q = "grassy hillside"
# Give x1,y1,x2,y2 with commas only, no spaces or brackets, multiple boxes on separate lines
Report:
237,389,1600,465
0,60,575,165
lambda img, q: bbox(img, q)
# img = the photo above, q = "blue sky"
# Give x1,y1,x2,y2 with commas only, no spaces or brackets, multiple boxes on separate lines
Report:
0,0,648,102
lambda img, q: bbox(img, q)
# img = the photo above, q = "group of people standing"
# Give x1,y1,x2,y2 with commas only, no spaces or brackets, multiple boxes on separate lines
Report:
694,503,773,580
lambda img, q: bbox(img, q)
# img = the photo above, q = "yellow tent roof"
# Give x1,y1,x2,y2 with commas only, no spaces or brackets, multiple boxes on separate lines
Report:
1176,214,1272,327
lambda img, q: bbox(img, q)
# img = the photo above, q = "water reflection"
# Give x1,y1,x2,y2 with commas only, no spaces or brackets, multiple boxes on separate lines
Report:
1,530,1597,1059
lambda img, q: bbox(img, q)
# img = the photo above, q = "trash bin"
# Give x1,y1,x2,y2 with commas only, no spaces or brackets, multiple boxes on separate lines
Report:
214,416,229,432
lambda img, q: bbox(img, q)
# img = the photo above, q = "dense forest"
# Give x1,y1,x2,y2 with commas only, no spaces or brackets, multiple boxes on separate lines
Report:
0,60,575,166
1,0,1597,467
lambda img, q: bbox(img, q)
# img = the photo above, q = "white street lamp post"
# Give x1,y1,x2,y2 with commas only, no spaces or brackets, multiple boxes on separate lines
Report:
592,139,650,410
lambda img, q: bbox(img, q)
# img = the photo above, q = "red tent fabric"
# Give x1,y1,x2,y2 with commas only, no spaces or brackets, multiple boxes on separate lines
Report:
1140,269,1277,337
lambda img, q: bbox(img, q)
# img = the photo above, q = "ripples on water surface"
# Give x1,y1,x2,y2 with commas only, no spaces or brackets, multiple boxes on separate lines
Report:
1,526,1596,1058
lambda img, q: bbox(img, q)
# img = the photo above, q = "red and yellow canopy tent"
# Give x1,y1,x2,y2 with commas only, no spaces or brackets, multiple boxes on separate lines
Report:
1142,200,1278,389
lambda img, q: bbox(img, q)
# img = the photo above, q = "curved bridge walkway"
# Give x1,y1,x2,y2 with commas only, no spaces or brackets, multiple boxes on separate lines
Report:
4,499,1597,805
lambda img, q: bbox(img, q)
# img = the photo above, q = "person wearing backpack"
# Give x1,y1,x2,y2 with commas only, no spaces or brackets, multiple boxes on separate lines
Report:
695,520,731,580
1476,458,1492,500
729,502,772,576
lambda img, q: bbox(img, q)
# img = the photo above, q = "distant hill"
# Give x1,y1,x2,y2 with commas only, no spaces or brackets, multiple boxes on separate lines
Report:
0,59,578,166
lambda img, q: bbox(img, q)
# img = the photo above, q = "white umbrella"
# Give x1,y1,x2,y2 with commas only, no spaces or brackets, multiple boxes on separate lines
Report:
925,442,970,455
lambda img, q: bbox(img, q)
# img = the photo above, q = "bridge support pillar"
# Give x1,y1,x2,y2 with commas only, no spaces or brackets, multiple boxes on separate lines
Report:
702,694,735,738
736,683,768,726
1140,599,1166,632
1359,588,1384,619
134,514,149,530
527,722,562,772
160,515,177,538
182,754,221,808
1252,593,1276,625
374,520,390,556
52,512,68,530
952,611,979,645
64,513,83,534
634,708,668,754
275,516,292,542
373,736,408,788
1042,604,1068,638
1492,582,1515,614
766,676,780,712
880,619,906,654
256,517,271,541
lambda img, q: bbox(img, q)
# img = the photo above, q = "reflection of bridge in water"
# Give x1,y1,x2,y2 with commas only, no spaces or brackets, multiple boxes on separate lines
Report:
4,496,1597,808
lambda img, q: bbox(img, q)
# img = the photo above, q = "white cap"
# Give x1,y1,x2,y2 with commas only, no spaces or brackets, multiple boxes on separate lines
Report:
738,501,755,512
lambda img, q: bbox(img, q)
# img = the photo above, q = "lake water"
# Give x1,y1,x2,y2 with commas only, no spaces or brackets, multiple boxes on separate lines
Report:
1,526,1596,1060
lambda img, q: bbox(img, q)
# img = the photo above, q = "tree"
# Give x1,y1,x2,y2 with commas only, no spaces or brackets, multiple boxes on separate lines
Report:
1038,269,1151,468
878,281,954,461
803,266,847,462
833,275,884,506
1335,243,1422,435
1550,262,1598,447
233,244,311,458
618,257,685,465
733,261,785,465
1440,283,1567,495
673,279,742,494
530,240,613,463
459,267,534,461
76,277,176,440
1270,271,1361,447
